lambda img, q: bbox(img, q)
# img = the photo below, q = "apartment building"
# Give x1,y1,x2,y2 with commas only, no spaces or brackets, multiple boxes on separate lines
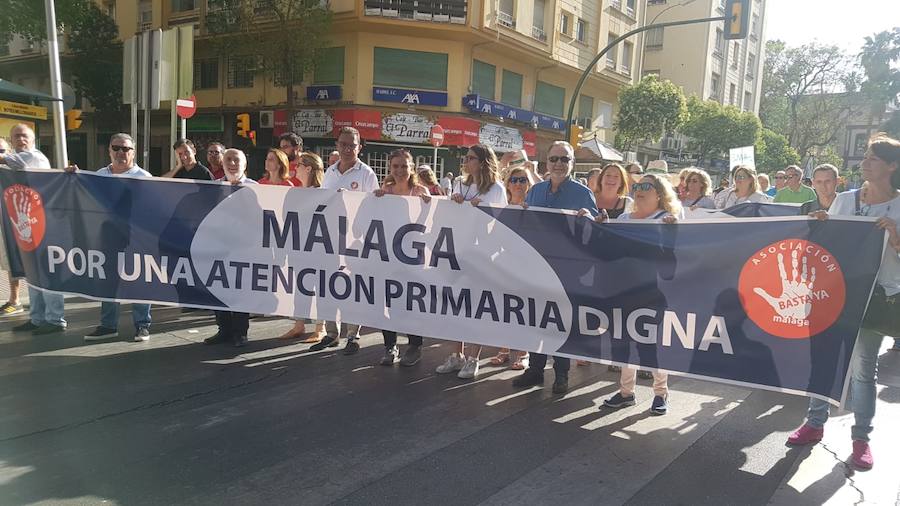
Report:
0,0,643,175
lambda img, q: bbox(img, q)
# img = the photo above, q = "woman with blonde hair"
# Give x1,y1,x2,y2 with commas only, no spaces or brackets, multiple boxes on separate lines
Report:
417,164,444,196
259,148,294,186
717,165,771,208
680,167,716,210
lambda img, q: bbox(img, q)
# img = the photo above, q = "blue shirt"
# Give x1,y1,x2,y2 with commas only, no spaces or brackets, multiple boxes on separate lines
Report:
526,178,599,216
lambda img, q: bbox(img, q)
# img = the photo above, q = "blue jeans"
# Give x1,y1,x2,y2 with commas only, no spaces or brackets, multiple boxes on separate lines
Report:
101,302,151,330
28,286,66,327
806,329,884,441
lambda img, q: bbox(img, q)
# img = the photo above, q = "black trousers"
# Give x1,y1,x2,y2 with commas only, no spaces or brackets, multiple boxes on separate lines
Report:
382,331,423,348
527,353,570,379
215,311,249,338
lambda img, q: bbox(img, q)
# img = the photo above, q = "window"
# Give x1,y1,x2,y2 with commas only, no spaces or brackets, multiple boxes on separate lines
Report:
746,53,756,79
560,12,571,36
472,60,496,99
743,91,753,111
314,47,345,84
731,43,739,68
498,0,515,27
714,29,724,57
534,81,565,117
729,83,736,105
606,34,618,69
171,0,196,12
193,58,219,90
648,0,667,4
597,101,613,129
710,73,720,97
532,0,545,32
622,41,633,75
646,27,663,49
625,0,636,17
576,19,587,43
374,47,448,90
577,95,594,127
139,0,152,30
853,132,868,156
501,70,523,107
227,56,255,88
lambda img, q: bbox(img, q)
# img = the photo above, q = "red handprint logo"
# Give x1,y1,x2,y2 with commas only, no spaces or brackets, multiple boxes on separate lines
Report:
3,185,45,251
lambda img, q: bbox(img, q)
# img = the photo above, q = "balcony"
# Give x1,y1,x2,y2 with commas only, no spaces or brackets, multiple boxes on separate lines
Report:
497,10,515,28
606,57,616,70
610,0,622,9
364,0,467,24
531,26,547,42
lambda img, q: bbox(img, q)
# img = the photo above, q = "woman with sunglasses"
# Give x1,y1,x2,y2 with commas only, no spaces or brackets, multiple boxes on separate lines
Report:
788,133,900,470
485,166,536,371
258,148,294,186
717,165,771,209
679,167,716,210
436,144,507,380
593,163,633,219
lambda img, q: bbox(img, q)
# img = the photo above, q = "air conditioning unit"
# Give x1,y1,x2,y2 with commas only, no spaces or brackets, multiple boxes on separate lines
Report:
259,110,274,129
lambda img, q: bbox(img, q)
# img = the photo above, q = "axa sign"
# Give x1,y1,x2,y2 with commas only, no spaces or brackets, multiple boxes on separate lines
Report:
372,87,448,107
306,86,342,101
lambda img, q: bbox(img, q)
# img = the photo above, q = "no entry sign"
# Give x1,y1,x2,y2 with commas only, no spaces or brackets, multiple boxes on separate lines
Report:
430,124,445,147
176,95,197,119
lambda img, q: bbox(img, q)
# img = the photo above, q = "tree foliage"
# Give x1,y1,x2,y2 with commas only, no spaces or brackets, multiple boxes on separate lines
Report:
679,96,761,167
66,4,123,118
859,28,900,114
754,128,800,172
206,0,332,115
613,75,687,150
0,0,88,43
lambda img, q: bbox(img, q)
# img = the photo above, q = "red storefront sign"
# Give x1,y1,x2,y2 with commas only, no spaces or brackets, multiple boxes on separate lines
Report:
273,110,289,137
436,116,480,147
332,109,382,140
522,130,537,157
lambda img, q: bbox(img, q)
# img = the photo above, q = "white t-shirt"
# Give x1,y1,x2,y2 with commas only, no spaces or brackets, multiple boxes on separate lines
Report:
3,149,51,170
451,179,508,205
96,164,151,178
717,189,771,209
322,159,378,192
830,189,900,295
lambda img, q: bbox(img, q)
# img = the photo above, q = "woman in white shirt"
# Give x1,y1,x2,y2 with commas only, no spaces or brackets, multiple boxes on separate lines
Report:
437,144,506,380
717,165,771,209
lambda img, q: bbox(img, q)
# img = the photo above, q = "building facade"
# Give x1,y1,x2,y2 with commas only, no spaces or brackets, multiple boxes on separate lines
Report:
0,0,643,176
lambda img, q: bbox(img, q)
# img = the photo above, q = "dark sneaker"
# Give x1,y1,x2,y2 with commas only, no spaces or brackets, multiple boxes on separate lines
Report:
380,346,399,366
512,371,545,388
12,321,41,333
310,335,339,351
233,335,248,348
133,327,150,342
0,302,24,316
84,326,118,342
33,324,65,335
603,393,636,409
343,340,360,355
400,345,422,367
552,377,569,394
204,333,228,345
650,395,668,416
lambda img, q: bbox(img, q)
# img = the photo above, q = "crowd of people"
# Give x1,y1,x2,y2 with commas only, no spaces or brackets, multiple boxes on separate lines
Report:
0,121,898,470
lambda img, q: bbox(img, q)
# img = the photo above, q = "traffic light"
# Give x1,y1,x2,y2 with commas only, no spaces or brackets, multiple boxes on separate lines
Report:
65,109,82,131
569,124,584,149
723,0,750,40
248,130,257,147
236,113,250,138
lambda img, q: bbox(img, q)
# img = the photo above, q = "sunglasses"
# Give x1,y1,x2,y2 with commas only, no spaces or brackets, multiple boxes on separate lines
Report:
548,155,572,163
734,175,750,181
110,145,134,152
773,175,786,180
208,150,223,155
629,170,644,175
632,182,656,192
508,176,529,184
0,149,5,154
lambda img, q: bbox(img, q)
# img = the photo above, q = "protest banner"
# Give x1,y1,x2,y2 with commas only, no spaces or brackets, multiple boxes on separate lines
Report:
1,168,886,405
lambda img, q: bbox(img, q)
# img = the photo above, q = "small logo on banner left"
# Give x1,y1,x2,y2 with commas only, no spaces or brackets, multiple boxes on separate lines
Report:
3,184,46,252
738,239,846,339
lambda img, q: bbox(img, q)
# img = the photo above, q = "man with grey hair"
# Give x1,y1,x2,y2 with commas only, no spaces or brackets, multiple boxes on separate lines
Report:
1,124,67,334
800,164,840,214
513,140,598,394
0,137,25,316
774,165,817,204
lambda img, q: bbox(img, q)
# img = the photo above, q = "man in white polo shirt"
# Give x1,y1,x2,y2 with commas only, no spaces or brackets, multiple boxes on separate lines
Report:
311,126,378,355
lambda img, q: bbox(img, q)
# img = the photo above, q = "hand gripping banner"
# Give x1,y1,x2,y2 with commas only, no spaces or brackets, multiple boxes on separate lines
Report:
1,168,886,405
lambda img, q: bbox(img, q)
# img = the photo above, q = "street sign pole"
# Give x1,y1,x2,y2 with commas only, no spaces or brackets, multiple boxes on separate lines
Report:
43,0,68,167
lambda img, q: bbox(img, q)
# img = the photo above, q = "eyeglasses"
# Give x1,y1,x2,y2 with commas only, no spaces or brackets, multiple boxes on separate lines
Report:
508,176,529,184
629,170,644,175
632,182,656,192
207,150,223,155
734,175,750,181
548,155,572,164
110,145,134,152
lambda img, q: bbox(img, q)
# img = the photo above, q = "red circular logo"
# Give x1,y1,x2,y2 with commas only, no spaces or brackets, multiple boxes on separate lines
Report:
3,185,46,252
738,240,845,339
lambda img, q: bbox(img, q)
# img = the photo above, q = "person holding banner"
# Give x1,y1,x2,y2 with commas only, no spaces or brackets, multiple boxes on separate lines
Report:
799,164,839,214
788,133,900,470
716,165,771,209
258,148,295,186
513,141,598,394
679,168,717,210
0,137,25,316
436,144,507,379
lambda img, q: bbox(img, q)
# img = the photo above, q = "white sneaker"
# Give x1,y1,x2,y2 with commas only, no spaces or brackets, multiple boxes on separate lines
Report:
435,353,465,374
457,357,479,379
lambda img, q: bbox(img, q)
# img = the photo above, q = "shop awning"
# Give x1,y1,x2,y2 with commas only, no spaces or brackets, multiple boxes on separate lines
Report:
0,79,58,102
579,137,623,162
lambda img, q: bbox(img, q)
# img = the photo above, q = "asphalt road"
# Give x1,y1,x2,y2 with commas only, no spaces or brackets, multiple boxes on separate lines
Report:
0,299,897,505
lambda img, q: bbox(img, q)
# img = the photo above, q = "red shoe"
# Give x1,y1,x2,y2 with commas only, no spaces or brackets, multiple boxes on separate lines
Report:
850,440,873,470
787,424,824,445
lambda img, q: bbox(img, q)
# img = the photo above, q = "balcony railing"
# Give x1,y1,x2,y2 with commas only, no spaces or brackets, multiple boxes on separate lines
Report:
531,26,547,42
497,11,515,28
606,57,616,69
364,0,467,24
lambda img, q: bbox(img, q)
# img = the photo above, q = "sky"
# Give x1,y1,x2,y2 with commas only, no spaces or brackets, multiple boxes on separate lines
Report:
765,0,899,53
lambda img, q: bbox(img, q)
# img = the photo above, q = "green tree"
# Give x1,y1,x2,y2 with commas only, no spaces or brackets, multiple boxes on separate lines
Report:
66,4,123,119
679,96,761,167
613,75,687,150
812,145,845,170
881,110,900,138
0,0,88,43
206,0,332,120
858,28,900,137
755,127,800,172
